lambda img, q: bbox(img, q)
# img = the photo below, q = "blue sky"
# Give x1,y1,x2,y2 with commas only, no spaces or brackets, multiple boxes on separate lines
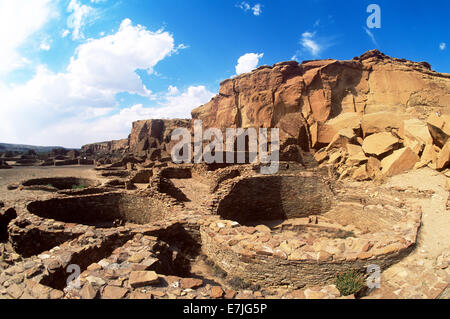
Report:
0,0,448,148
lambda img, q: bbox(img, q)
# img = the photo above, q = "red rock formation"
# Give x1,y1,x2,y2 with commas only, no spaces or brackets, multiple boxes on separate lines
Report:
192,50,450,151
82,50,450,170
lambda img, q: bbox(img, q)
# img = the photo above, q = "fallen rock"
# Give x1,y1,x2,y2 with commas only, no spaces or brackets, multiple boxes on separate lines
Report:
437,141,450,170
361,112,407,137
210,286,224,299
400,119,433,154
129,271,159,288
427,113,450,148
312,113,360,147
417,144,440,168
346,144,368,165
362,132,399,156
381,147,419,177
326,128,357,150
180,278,203,290
102,285,128,299
79,283,98,299
366,157,383,180
352,165,370,181
314,151,328,163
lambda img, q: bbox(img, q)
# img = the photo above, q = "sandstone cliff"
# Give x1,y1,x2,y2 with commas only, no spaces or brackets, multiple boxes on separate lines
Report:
82,50,450,175
192,49,450,151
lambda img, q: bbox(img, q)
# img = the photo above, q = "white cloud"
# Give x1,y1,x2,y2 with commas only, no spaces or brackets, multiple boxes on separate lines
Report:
61,29,70,38
252,4,262,16
67,0,96,40
301,32,321,56
0,86,214,147
440,42,446,51
40,41,51,51
0,0,54,74
235,53,264,75
238,2,251,11
237,2,262,16
0,19,190,147
364,27,378,46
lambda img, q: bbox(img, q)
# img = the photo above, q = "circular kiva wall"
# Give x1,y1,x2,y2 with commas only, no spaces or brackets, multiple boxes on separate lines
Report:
22,177,98,190
27,192,170,226
216,174,335,224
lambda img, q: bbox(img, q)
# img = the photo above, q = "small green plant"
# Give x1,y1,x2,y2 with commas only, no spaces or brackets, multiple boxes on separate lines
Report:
72,184,88,190
335,270,366,296
46,184,53,188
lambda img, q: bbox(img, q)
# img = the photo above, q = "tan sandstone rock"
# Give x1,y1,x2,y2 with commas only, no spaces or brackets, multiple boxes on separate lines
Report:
362,132,399,156
129,271,160,288
361,112,408,137
437,141,450,170
381,147,419,177
427,113,450,148
399,119,433,154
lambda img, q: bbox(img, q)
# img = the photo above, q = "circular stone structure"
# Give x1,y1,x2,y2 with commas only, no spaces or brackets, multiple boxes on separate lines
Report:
22,177,98,190
26,190,177,227
201,173,422,288
216,173,334,224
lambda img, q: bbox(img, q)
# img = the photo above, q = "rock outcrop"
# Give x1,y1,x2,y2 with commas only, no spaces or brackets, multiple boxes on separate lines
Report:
83,50,450,177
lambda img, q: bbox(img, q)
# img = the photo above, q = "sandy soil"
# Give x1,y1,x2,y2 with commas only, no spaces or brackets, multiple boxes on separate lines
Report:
0,165,98,206
367,167,450,298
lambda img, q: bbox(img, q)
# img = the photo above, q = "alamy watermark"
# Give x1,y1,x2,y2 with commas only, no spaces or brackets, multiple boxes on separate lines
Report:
366,264,381,289
367,4,381,29
170,120,280,174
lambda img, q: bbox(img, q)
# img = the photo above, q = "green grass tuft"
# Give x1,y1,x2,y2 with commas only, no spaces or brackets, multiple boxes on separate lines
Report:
72,184,88,190
335,270,366,296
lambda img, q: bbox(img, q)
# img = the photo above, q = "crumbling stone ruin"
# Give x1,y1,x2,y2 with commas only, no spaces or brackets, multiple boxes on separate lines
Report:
0,50,449,299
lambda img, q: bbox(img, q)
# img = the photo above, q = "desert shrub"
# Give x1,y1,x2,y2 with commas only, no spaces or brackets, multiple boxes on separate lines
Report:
335,270,365,296
228,277,251,290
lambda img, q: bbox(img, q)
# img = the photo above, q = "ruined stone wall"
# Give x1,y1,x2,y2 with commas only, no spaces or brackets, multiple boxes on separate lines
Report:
200,228,412,288
215,173,335,224
26,192,170,225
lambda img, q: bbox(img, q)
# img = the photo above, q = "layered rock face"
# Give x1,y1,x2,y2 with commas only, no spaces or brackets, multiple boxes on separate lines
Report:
81,139,129,156
128,119,191,158
192,50,450,150
82,50,450,175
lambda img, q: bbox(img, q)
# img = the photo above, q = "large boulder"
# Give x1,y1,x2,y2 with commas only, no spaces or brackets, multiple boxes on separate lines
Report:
399,119,433,154
362,132,399,156
427,114,450,148
361,112,408,137
381,147,419,177
437,141,450,170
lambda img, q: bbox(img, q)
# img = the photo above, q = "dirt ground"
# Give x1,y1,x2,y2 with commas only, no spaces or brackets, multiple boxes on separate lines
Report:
0,165,98,205
367,168,450,298
1,165,448,298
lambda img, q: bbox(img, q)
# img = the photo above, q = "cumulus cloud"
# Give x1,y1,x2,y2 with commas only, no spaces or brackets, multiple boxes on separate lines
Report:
0,0,54,74
0,86,214,147
252,4,262,16
61,29,70,38
0,19,206,147
301,32,321,56
235,53,264,75
440,42,446,51
237,2,262,16
39,40,51,51
67,0,97,40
